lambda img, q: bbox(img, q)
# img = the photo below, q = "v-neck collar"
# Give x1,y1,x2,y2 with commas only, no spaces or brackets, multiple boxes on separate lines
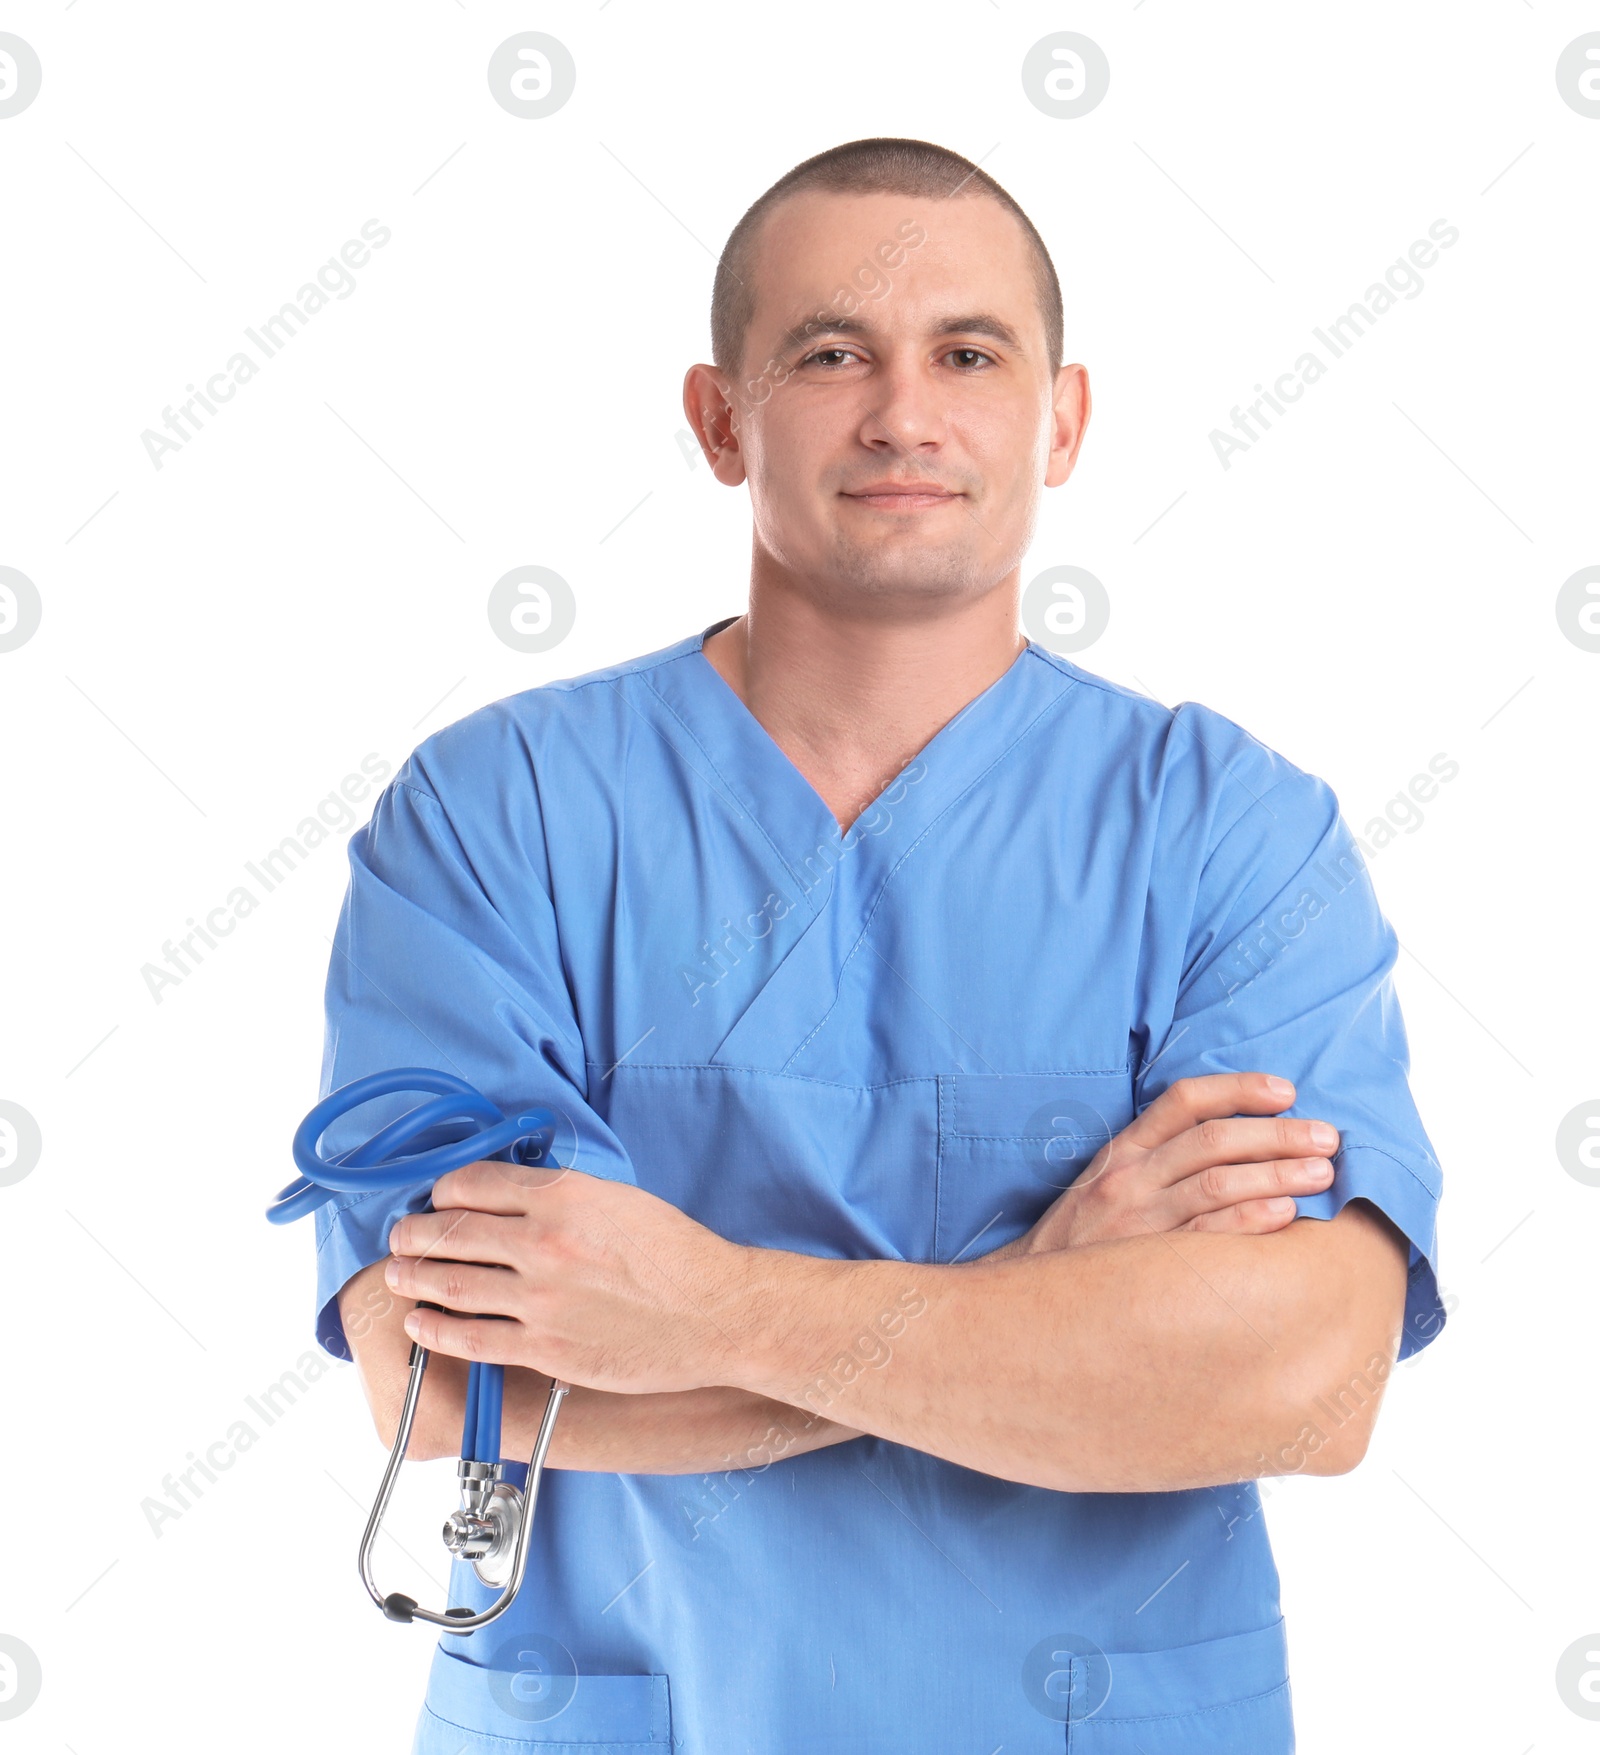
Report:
640,620,1079,910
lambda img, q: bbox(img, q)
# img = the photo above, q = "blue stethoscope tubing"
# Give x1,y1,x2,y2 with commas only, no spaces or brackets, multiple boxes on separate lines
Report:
268,1067,555,1464
268,1068,565,1626
271,1067,553,1218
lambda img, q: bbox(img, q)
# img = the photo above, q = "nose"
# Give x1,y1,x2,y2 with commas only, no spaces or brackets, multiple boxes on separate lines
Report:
854,350,949,460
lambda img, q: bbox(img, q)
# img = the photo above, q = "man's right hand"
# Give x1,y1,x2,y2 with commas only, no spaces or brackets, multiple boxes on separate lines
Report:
338,1256,859,1475
992,1073,1339,1258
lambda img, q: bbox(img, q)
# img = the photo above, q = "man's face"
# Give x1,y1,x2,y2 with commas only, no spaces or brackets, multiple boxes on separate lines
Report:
707,189,1086,617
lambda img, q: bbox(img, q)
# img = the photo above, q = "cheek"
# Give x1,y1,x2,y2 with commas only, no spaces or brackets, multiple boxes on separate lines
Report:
961,395,1045,482
745,411,846,533
959,416,1044,536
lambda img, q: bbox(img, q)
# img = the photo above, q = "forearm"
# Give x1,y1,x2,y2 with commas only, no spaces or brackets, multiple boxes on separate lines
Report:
522,1374,854,1475
723,1210,1405,1493
339,1260,858,1474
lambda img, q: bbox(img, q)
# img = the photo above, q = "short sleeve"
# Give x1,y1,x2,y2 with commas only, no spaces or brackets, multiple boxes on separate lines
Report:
307,771,637,1361
1135,761,1446,1361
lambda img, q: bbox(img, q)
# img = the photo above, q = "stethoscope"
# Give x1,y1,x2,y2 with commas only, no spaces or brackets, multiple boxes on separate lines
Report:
267,1068,567,1632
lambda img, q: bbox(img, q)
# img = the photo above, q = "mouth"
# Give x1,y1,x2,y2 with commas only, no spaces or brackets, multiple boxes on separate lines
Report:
841,485,963,512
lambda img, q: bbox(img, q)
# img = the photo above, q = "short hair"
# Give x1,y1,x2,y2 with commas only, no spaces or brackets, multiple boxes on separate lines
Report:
710,136,1064,383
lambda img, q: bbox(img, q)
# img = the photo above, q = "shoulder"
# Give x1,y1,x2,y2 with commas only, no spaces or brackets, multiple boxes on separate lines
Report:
391,630,706,807
1026,645,1339,847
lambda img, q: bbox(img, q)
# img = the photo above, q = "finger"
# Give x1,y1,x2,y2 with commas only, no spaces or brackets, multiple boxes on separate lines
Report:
403,1302,524,1365
385,1251,520,1316
430,1158,569,1215
1157,1156,1335,1226
1154,1115,1340,1187
1179,1197,1303,1235
388,1208,522,1267
1121,1073,1298,1152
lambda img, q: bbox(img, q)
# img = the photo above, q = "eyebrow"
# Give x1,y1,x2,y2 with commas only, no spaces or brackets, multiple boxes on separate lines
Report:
779,311,1026,356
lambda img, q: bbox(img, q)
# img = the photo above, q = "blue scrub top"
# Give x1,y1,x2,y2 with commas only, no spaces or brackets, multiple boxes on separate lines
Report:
311,624,1445,1754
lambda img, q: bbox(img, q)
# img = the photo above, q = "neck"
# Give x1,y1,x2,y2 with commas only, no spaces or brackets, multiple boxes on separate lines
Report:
701,579,1025,834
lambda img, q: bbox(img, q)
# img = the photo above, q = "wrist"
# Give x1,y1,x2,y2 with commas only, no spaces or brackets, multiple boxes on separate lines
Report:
713,1243,833,1398
725,1250,935,1411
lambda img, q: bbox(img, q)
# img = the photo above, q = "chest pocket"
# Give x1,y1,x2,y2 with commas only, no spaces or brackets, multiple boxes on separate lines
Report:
936,1068,1136,1263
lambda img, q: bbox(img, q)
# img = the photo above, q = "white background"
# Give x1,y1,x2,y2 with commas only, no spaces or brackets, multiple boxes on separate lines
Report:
1,2,1595,1749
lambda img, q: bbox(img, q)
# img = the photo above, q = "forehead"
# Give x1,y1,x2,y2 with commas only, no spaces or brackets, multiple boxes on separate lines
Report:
747,188,1042,350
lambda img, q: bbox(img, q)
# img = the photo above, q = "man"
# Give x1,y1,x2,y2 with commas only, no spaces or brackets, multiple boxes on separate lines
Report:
315,138,1445,1753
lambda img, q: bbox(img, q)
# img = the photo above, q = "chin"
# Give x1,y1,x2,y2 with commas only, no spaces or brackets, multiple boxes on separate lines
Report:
820,549,992,608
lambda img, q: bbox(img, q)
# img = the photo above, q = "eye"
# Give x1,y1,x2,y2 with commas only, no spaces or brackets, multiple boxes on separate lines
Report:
798,347,861,370
944,347,996,370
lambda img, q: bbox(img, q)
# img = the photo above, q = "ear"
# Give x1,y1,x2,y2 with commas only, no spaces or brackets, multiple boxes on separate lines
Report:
682,363,749,487
1043,362,1091,490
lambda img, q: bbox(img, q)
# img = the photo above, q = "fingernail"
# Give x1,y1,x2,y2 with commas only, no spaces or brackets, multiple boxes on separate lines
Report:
1311,1160,1335,1182
1270,1197,1297,1215
1310,1121,1339,1148
1264,1076,1294,1097
384,1259,400,1288
403,1311,420,1338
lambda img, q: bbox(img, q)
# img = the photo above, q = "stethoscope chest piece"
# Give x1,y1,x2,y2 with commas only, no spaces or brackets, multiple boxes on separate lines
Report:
443,1463,526,1590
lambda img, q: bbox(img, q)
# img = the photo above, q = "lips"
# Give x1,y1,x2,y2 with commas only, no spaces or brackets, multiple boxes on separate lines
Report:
843,483,961,504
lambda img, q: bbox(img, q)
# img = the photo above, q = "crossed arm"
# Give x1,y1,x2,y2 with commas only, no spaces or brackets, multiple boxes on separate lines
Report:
340,1073,1411,1493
